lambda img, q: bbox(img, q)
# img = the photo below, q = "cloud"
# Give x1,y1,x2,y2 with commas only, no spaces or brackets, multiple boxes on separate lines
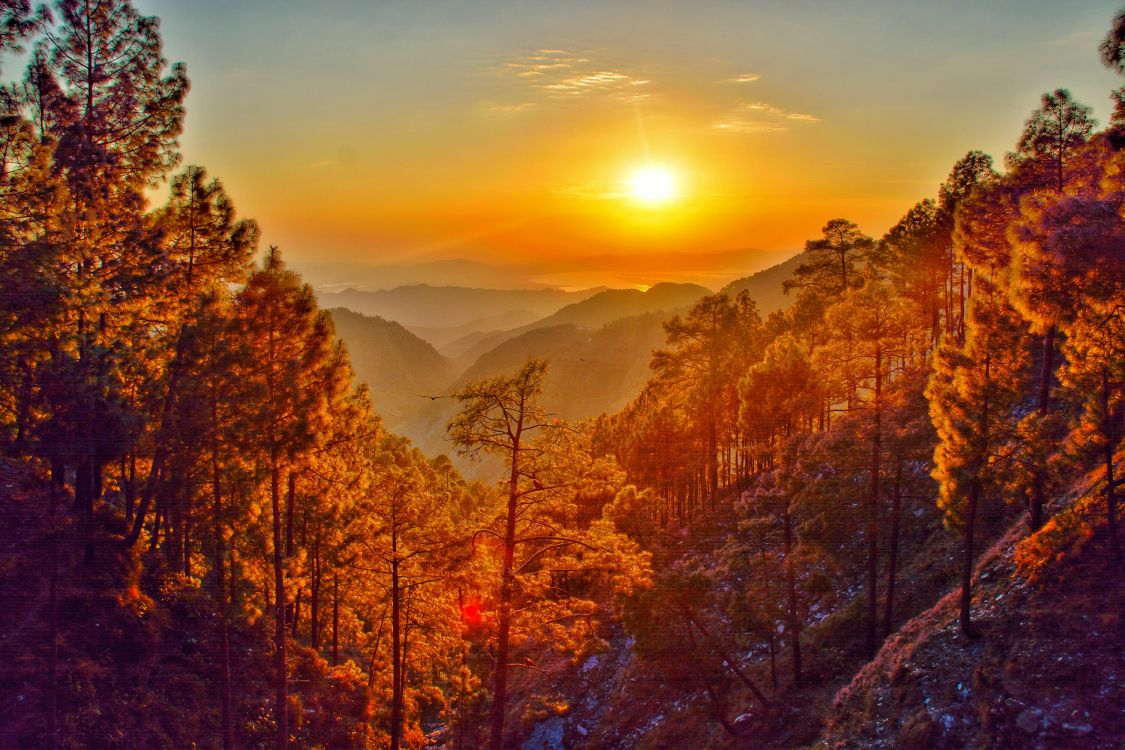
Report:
502,50,591,79
487,101,537,115
493,48,652,107
728,72,760,83
713,100,820,134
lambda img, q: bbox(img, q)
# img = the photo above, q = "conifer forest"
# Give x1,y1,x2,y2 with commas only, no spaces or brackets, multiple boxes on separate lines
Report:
0,2,1122,749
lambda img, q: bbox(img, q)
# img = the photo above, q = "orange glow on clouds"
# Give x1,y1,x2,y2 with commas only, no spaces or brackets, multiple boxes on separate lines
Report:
153,1,1122,287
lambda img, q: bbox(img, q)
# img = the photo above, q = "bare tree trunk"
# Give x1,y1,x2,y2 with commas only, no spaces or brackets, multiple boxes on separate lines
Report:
883,459,903,637
866,347,882,659
488,444,521,750
391,527,403,750
1029,327,1055,532
1103,368,1120,559
285,471,296,557
961,354,989,640
291,589,301,638
183,505,192,577
124,332,191,547
960,478,981,639
685,611,772,708
211,393,234,750
47,485,59,746
685,627,740,737
782,502,802,687
756,528,778,690
270,446,288,750
310,533,321,650
332,574,339,666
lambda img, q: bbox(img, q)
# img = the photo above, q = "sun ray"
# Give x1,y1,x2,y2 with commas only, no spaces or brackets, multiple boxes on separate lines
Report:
626,165,677,205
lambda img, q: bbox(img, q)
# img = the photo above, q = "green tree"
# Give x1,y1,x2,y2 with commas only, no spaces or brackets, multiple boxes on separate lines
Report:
234,248,350,750
29,0,188,520
124,166,257,547
784,218,874,300
927,273,1031,637
1011,190,1125,556
450,358,650,750
815,280,926,657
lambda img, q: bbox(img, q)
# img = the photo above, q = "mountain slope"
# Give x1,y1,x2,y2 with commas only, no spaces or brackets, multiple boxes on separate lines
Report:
328,308,458,430
443,282,710,369
0,459,374,750
405,309,543,349
317,285,603,329
297,258,552,291
719,251,804,315
531,282,711,329
823,469,1124,750
399,313,671,480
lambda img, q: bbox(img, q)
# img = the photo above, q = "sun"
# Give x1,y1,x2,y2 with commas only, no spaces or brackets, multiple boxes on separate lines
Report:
625,165,678,205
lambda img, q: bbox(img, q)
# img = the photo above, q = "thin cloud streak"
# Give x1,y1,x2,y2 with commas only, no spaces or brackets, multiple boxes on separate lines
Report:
713,99,821,133
493,48,653,106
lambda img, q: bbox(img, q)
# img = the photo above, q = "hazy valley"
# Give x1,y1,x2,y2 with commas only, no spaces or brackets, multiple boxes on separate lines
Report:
1,4,1122,750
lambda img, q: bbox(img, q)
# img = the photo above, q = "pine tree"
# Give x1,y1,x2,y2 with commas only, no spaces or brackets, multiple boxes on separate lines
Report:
928,271,1031,637
1011,188,1125,556
234,248,348,750
783,218,874,299
124,166,257,547
358,437,461,750
815,279,926,657
651,292,762,500
736,333,826,683
1003,90,1096,531
450,358,649,750
1100,8,1125,74
174,290,242,749
30,0,188,521
0,1,39,61
1006,90,1094,194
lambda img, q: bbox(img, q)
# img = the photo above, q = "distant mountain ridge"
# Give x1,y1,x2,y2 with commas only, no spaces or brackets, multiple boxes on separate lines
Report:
296,248,795,294
718,251,804,315
442,282,712,368
329,256,804,479
298,258,551,291
327,308,458,430
317,285,605,329
398,313,673,481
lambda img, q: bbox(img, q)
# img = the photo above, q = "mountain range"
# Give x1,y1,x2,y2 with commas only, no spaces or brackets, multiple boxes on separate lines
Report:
327,308,458,428
324,252,803,479
317,285,603,329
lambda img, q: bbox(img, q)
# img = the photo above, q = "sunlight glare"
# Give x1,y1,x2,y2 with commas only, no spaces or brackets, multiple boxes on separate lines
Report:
626,165,678,205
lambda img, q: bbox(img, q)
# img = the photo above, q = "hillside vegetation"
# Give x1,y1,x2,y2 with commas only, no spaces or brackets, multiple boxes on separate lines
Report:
0,3,1122,750
328,309,458,429
317,285,603,330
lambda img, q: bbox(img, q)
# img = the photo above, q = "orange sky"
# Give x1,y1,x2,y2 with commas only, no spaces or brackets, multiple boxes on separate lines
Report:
141,0,1124,289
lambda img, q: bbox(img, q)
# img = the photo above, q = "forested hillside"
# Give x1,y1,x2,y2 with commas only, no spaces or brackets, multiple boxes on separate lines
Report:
399,313,673,481
327,308,458,429
443,282,711,370
0,2,1122,750
317,285,603,334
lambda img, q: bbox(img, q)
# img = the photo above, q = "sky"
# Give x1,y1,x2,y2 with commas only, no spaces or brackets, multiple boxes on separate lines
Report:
137,0,1123,290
